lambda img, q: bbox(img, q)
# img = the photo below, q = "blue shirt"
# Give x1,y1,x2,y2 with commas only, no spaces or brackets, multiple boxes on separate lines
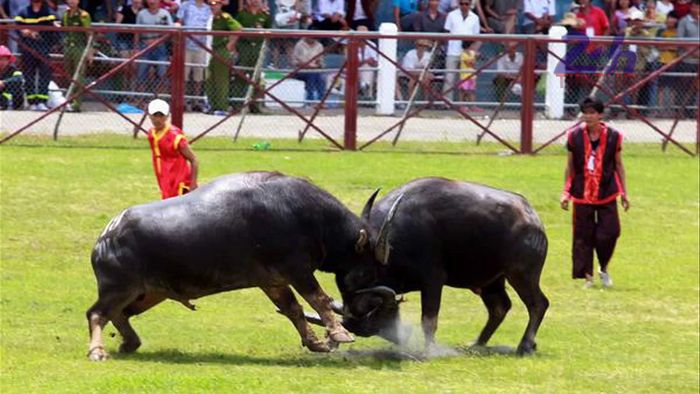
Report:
393,0,417,16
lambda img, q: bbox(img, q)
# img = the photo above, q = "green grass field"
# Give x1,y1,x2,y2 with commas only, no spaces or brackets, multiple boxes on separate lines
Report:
1,139,698,393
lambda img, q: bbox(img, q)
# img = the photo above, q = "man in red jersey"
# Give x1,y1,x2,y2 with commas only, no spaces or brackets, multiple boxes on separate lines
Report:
560,98,630,289
576,0,610,37
146,99,199,199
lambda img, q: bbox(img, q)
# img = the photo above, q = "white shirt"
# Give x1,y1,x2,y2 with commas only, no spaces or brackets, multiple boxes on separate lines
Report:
315,0,345,21
444,9,480,56
353,0,367,20
402,48,431,70
496,52,523,76
656,1,674,16
523,0,556,26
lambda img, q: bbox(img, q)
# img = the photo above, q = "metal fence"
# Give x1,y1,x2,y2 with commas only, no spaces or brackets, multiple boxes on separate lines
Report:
0,24,698,155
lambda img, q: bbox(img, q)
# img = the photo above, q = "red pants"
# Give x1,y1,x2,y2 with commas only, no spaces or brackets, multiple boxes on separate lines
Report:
572,201,621,279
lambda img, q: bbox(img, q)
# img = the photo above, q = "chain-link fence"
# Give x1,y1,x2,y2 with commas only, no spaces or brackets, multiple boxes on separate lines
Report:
0,24,697,155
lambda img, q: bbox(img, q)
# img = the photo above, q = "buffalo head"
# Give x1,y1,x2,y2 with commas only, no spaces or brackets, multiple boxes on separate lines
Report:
337,192,410,344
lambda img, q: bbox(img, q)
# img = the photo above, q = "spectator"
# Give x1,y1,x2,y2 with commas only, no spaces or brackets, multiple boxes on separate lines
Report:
493,42,522,103
274,0,302,29
356,25,378,97
16,0,57,111
136,0,173,92
399,38,434,101
437,0,455,13
458,41,479,111
657,0,674,15
347,0,377,29
311,0,347,30
115,0,143,58
484,0,517,34
576,0,610,36
676,0,698,117
62,0,91,112
271,0,303,69
291,36,327,104
232,0,271,112
522,0,556,34
176,0,211,110
443,0,480,101
411,0,447,32
645,0,667,26
84,0,113,21
205,0,240,113
0,0,30,53
656,10,679,116
611,0,637,35
0,45,25,110
674,0,692,19
620,9,653,116
393,0,418,30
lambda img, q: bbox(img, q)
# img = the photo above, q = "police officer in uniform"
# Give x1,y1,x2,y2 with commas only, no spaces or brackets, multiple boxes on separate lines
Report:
62,0,91,112
206,0,241,113
231,0,271,112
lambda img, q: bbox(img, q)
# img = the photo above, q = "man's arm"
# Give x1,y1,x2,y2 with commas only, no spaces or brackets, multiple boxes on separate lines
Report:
560,151,573,210
615,149,629,211
179,143,199,190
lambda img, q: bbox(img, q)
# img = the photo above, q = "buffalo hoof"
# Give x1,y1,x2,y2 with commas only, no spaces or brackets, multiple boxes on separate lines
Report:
87,346,108,361
329,327,355,343
516,342,537,357
303,339,332,353
119,340,141,354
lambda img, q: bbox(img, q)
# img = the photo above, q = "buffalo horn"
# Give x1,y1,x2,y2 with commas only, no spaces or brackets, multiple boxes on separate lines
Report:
361,189,381,221
355,285,397,303
374,194,404,265
331,300,344,315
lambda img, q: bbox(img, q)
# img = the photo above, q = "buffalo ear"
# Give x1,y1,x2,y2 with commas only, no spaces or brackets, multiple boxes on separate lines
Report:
361,189,381,222
355,229,369,253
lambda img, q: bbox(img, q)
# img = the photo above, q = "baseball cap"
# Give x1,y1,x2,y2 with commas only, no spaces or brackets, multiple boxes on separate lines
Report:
625,8,644,21
147,99,170,116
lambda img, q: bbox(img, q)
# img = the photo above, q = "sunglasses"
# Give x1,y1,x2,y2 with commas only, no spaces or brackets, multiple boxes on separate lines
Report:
460,1,471,4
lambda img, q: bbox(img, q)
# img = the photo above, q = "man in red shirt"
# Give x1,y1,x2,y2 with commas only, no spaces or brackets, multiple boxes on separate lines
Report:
576,0,611,37
560,98,630,289
147,99,199,199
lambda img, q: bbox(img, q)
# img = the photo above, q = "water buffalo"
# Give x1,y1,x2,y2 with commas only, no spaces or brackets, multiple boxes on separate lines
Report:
340,178,550,355
86,171,399,361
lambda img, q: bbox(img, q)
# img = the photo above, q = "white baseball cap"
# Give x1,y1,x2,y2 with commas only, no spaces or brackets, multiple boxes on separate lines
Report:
147,99,170,116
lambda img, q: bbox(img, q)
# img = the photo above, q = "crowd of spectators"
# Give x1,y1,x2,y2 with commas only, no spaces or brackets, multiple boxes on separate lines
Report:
0,0,697,117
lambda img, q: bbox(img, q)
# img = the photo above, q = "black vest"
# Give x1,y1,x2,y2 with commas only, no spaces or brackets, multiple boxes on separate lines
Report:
566,124,622,204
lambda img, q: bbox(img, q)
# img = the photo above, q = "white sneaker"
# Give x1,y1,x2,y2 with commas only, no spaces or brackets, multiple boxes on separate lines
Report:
35,103,49,111
28,104,37,111
599,271,613,288
583,279,594,289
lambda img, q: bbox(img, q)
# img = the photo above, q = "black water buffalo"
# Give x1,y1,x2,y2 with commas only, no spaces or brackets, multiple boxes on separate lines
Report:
86,171,399,361
341,178,549,355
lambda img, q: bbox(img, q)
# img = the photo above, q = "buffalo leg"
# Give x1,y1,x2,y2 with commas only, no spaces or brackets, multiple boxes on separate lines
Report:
475,277,512,346
261,286,331,352
421,284,443,352
85,290,138,361
113,292,167,353
507,269,549,356
288,275,354,344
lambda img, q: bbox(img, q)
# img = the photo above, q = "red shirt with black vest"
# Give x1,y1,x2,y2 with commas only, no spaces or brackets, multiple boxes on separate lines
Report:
148,123,192,199
564,122,624,205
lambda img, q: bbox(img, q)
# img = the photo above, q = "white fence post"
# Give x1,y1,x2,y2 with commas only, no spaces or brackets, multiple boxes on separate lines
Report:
545,26,567,119
376,23,397,115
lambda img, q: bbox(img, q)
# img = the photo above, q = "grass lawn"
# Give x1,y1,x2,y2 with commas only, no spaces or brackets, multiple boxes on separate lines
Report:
1,139,698,393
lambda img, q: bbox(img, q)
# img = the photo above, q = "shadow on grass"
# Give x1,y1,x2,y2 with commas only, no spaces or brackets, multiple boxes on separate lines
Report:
115,344,518,367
